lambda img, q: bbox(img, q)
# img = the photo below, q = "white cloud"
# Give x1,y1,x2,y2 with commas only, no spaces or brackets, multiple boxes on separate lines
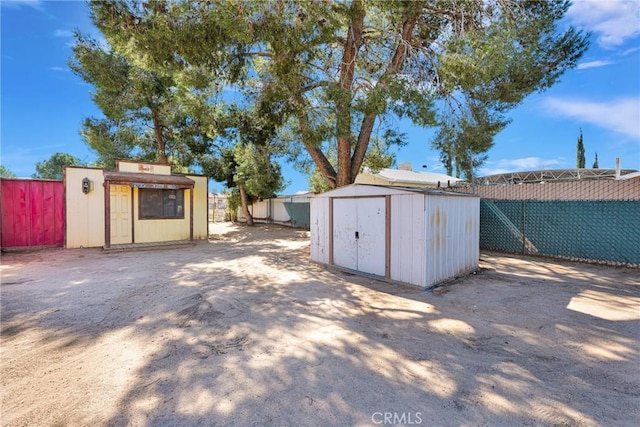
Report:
479,157,564,176
0,0,43,9
576,60,613,70
54,29,74,38
568,0,640,47
543,97,640,139
49,66,67,72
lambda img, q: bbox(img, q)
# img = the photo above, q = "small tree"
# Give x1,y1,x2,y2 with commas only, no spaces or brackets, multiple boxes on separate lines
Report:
0,165,16,178
199,105,285,225
576,129,586,168
592,152,599,169
33,153,82,180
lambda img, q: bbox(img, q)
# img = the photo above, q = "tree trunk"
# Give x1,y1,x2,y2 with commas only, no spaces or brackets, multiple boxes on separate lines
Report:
151,108,168,164
335,0,365,188
238,184,254,226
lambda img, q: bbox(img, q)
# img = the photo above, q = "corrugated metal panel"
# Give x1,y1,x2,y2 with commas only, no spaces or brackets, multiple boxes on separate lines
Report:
252,199,270,219
283,202,310,228
425,195,479,286
390,194,426,286
271,199,290,222
310,198,329,264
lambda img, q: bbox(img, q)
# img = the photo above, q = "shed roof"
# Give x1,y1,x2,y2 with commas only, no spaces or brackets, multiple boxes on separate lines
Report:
313,183,479,198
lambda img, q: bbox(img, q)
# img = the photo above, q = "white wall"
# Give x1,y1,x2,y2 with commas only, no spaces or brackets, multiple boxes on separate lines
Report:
133,187,191,243
65,167,105,248
389,194,427,286
310,197,330,264
424,195,480,286
188,175,208,239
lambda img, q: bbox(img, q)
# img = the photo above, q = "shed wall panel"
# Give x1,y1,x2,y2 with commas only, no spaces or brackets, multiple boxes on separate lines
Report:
272,199,290,222
65,168,105,248
252,199,269,219
425,195,479,285
117,161,171,175
133,188,191,243
189,175,208,239
390,195,426,286
310,198,329,264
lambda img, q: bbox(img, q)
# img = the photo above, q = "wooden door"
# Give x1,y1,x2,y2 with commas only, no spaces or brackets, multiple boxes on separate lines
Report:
110,185,132,244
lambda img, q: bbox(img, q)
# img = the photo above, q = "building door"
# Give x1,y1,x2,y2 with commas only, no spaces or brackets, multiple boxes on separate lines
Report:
332,197,386,276
110,184,132,244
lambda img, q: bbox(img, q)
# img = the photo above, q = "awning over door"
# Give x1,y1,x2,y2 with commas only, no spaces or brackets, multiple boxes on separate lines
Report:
103,171,194,189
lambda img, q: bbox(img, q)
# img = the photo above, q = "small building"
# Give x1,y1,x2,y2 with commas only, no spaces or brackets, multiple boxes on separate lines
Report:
65,160,208,249
310,184,480,288
355,165,464,188
209,192,229,222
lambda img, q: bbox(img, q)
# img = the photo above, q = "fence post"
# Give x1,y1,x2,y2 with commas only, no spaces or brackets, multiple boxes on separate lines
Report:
522,200,526,255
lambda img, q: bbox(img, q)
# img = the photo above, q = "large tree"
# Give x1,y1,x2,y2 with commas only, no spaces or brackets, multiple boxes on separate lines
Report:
90,0,588,188
70,34,212,170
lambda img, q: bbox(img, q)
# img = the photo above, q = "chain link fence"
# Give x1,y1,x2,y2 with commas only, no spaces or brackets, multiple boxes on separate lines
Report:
448,179,640,266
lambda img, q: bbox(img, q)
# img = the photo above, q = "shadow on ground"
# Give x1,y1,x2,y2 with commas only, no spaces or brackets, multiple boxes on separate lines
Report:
1,224,638,426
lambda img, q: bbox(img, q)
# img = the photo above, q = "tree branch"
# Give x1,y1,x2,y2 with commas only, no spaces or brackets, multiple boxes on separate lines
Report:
350,9,421,178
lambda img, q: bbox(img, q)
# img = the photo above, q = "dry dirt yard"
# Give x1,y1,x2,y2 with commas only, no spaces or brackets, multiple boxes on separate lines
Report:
1,223,638,427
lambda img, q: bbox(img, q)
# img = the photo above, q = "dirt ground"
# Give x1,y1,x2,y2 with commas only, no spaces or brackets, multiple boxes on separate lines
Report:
1,223,638,427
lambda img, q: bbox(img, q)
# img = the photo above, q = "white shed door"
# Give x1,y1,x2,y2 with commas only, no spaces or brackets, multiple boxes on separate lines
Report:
332,197,386,276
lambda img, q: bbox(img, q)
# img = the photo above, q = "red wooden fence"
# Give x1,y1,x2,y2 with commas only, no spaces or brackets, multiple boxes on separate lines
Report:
1,179,65,248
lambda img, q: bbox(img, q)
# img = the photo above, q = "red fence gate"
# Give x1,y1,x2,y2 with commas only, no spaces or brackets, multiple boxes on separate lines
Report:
1,179,65,249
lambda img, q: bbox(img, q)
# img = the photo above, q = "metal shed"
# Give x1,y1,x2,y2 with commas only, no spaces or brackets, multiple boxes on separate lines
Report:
310,184,480,288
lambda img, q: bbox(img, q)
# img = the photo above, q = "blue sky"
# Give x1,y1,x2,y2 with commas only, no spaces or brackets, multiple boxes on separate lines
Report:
1,0,639,194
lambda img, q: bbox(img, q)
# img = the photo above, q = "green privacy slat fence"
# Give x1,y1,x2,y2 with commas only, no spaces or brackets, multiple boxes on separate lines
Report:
283,202,310,228
480,200,640,265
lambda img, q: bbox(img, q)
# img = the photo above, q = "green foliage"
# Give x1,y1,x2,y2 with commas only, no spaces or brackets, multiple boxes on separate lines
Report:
89,0,588,188
223,188,241,221
577,129,586,168
33,153,82,180
592,152,599,169
0,165,16,178
199,105,285,197
70,32,214,171
233,144,285,199
308,168,332,193
433,101,509,180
